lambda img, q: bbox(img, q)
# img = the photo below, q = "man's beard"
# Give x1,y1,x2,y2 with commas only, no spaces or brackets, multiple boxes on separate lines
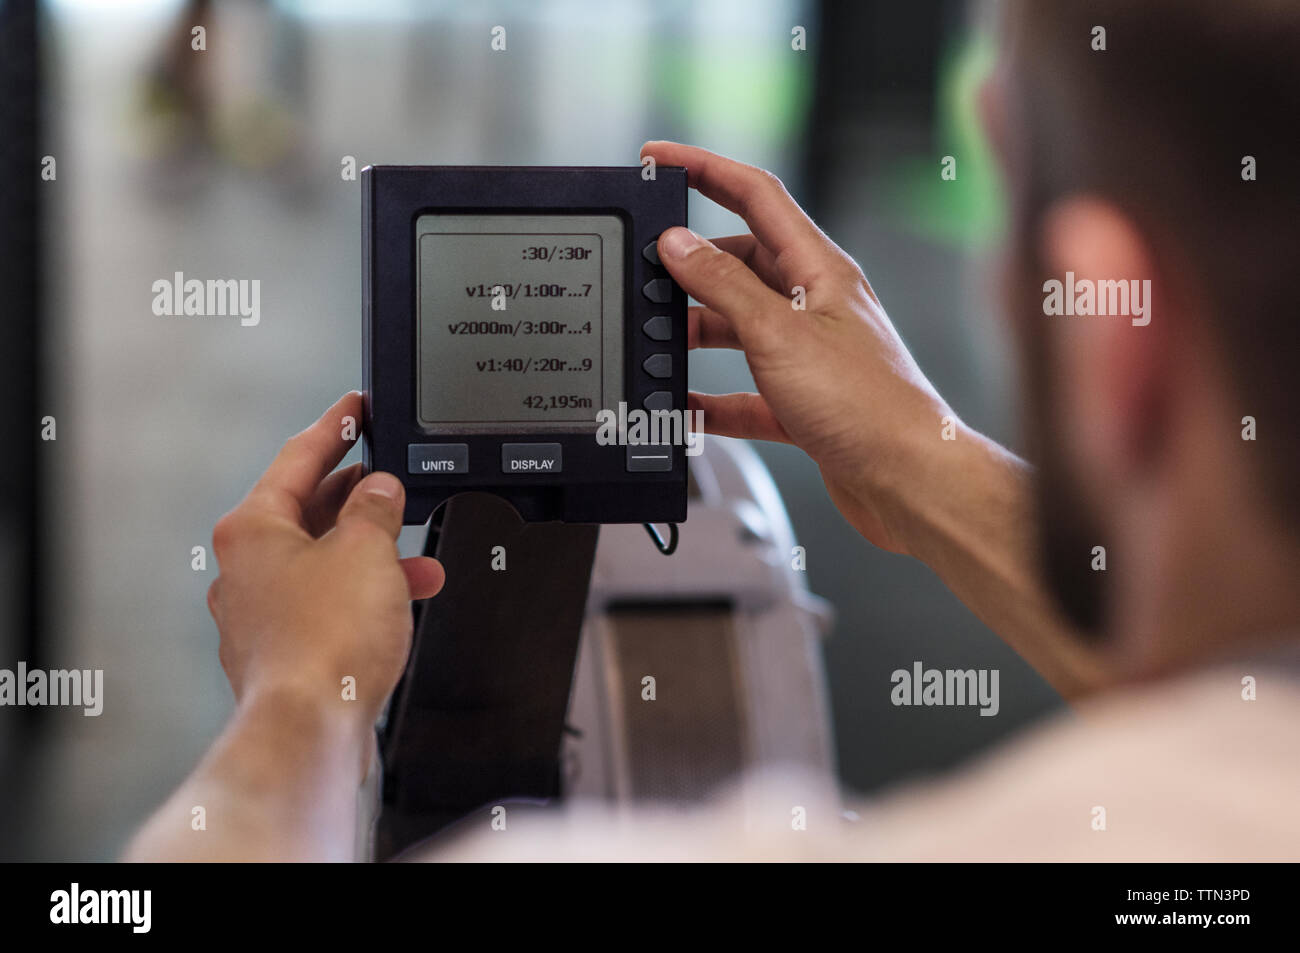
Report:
1016,262,1113,639
1027,398,1110,636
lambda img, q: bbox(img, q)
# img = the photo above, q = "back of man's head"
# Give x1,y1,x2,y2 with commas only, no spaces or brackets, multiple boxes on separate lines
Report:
994,0,1299,653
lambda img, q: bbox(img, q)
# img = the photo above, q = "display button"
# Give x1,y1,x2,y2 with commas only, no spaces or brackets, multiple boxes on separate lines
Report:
642,315,672,341
408,443,469,475
642,240,661,266
642,354,672,378
501,442,563,474
643,390,673,412
627,444,673,472
642,278,673,303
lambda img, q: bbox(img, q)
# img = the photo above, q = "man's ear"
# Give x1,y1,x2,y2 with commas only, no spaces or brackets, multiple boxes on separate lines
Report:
1039,197,1168,488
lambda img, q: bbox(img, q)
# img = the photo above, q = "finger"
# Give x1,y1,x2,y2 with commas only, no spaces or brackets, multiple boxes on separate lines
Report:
334,471,405,544
249,392,363,521
400,556,446,601
688,392,792,444
642,141,831,280
302,462,365,538
657,228,788,342
689,305,742,350
710,234,786,292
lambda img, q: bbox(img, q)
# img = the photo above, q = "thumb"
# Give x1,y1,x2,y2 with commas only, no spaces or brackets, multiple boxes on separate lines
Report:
657,227,788,344
335,471,405,543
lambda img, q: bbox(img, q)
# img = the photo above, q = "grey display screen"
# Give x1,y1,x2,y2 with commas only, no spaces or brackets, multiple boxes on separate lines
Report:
415,213,625,432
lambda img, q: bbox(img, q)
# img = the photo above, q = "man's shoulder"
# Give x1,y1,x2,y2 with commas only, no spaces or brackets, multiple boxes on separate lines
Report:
862,663,1300,861
418,663,1300,862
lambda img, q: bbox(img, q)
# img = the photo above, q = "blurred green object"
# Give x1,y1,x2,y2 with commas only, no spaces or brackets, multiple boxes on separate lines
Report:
884,32,1005,247
658,46,813,141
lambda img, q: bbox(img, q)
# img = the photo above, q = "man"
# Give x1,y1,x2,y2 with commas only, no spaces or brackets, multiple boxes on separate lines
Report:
126,0,1300,861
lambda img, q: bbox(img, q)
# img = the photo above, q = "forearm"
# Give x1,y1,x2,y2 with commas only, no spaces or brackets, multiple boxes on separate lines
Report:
124,687,368,862
875,421,1114,700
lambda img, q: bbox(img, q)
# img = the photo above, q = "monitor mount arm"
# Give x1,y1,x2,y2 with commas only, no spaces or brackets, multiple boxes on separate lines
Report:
375,492,598,859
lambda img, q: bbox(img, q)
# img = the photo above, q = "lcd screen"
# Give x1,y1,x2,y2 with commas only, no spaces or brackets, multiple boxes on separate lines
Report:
415,213,625,432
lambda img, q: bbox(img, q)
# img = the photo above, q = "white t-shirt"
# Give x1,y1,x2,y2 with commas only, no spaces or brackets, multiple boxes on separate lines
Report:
421,662,1300,861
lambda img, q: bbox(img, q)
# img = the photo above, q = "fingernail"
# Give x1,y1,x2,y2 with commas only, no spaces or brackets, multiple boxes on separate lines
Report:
661,227,705,259
363,472,403,501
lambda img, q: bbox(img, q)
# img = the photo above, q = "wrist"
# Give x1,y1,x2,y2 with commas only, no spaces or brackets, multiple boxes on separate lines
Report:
880,417,1020,568
866,410,998,562
835,390,956,555
239,676,374,749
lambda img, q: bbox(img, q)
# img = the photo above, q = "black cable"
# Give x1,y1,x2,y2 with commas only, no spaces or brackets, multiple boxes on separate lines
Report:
642,522,678,555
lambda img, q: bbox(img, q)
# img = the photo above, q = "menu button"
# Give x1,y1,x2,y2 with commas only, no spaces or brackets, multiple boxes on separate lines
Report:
501,442,563,474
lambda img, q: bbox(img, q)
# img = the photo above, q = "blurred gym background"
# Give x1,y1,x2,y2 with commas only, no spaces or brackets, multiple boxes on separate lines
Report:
0,0,1059,860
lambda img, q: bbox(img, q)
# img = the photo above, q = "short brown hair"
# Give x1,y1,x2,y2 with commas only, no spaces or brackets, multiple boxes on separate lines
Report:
1001,0,1300,533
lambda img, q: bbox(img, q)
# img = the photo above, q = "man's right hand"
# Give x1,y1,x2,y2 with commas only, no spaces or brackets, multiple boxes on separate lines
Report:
642,141,953,555
643,141,1111,698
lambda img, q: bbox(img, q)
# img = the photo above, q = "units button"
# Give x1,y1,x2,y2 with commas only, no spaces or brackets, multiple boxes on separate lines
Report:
641,278,674,304
408,443,469,475
501,442,563,474
642,354,672,378
642,315,672,341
